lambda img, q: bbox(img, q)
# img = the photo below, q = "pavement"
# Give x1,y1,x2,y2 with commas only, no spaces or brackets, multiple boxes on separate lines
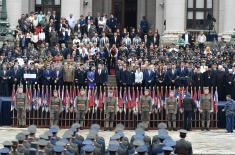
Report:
0,127,235,155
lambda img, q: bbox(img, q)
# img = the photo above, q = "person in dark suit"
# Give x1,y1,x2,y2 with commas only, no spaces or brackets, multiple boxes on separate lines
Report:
95,64,106,94
176,62,189,87
126,66,135,93
59,28,69,46
120,64,128,94
42,64,53,86
202,65,217,88
152,30,160,47
85,19,97,39
61,43,71,59
75,64,87,89
0,64,10,96
53,66,63,89
175,130,193,155
9,64,22,87
192,66,202,90
106,13,117,33
166,63,177,87
49,11,60,32
110,32,121,48
143,65,155,89
182,31,192,47
85,12,93,24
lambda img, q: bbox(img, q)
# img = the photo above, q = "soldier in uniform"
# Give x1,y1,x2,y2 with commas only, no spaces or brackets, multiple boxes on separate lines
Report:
75,88,88,129
199,87,213,131
140,89,152,129
63,63,75,88
174,129,193,155
105,89,117,131
49,90,62,126
165,90,178,131
16,85,27,127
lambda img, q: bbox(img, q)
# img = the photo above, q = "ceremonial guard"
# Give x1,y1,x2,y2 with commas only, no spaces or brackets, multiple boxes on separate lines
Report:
105,89,117,131
165,90,178,131
175,129,193,155
75,88,88,129
199,87,213,131
63,63,75,88
16,85,27,127
49,90,62,126
140,89,152,128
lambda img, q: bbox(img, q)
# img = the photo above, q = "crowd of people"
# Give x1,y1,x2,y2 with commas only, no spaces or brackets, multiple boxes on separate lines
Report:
0,123,193,155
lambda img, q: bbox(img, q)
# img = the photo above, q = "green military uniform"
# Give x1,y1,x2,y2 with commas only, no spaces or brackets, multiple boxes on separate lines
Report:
16,92,27,127
140,95,152,127
63,66,75,83
200,94,212,130
75,95,88,128
105,97,117,130
49,97,62,126
165,97,178,130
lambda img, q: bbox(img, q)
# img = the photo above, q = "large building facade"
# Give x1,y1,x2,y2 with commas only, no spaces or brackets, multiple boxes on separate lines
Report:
5,0,235,41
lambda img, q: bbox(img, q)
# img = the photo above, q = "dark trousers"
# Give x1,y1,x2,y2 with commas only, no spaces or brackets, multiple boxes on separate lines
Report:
184,111,192,130
226,114,234,133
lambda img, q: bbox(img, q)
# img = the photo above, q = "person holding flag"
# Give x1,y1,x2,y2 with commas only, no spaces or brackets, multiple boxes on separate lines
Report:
165,90,178,131
104,87,117,131
74,88,88,129
15,85,27,127
222,95,235,133
49,89,62,126
199,87,213,131
140,89,152,129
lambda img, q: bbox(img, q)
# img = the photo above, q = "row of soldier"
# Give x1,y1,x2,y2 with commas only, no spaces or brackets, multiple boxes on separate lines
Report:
0,123,192,155
15,84,215,131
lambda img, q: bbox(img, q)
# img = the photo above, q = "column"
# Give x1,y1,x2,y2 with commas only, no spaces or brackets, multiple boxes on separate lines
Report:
137,0,146,28
82,0,93,16
221,0,235,41
61,0,81,20
162,0,186,43
7,0,23,28
155,0,165,34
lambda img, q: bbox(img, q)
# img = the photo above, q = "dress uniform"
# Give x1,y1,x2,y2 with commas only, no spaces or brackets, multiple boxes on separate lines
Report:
222,95,235,133
174,129,192,155
200,87,213,131
15,86,27,127
63,64,75,88
165,91,178,130
140,89,152,127
49,90,62,126
75,89,88,129
0,147,10,155
105,91,117,131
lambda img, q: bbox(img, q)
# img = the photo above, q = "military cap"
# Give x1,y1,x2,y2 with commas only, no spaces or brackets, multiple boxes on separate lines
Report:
110,134,121,141
90,124,100,131
136,145,148,153
39,134,49,140
82,139,93,145
133,134,144,141
2,141,12,147
16,133,25,141
37,139,48,146
50,127,58,133
96,137,105,146
179,129,188,134
69,127,77,134
133,139,145,146
163,138,176,147
83,144,95,153
53,145,64,153
158,122,167,129
108,143,119,152
44,130,53,137
71,123,81,129
55,141,66,147
87,133,96,140
137,122,148,130
135,128,145,136
22,130,30,136
27,125,37,134
162,146,173,152
116,130,124,138
158,131,168,140
62,132,72,139
28,148,37,155
30,142,38,149
0,147,10,154
51,125,60,130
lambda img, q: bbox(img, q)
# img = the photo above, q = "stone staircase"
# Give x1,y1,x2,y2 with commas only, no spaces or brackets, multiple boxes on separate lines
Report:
108,75,117,86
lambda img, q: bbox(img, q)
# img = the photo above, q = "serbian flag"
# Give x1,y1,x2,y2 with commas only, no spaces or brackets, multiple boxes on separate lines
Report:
62,86,66,106
94,88,98,110
131,88,136,108
127,88,132,109
213,88,218,113
32,87,37,110
27,86,33,111
58,86,61,98
36,87,41,110
178,88,184,109
70,86,73,105
65,87,70,112
192,87,197,102
98,90,103,109
197,87,201,108
42,87,47,112
151,87,155,106
123,88,128,113
156,87,161,109
89,89,95,107
11,85,16,111
135,88,140,112
45,86,50,112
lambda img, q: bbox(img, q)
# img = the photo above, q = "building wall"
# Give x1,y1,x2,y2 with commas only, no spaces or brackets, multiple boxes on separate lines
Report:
61,0,81,20
155,0,165,34
145,0,156,30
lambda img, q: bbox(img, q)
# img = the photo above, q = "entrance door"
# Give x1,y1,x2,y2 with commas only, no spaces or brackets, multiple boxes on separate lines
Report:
35,0,61,17
112,0,137,29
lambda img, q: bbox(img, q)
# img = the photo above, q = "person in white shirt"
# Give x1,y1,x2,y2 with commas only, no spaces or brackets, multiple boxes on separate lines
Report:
197,31,207,52
38,30,45,41
90,44,100,56
135,66,143,91
67,14,76,30
73,35,81,45
31,32,38,47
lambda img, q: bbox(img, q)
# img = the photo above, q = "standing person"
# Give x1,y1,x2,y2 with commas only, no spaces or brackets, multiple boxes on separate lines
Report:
74,88,88,129
181,94,197,131
222,95,235,133
199,87,213,131
140,89,152,128
197,31,206,53
140,16,149,36
16,85,27,127
175,129,193,155
49,90,62,126
165,90,178,131
105,88,117,131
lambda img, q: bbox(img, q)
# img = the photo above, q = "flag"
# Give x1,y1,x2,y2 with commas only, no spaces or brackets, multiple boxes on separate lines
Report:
42,87,47,112
70,86,73,105
151,87,155,106
65,87,70,113
32,87,37,110
27,86,33,111
89,89,95,107
45,86,50,112
94,88,98,111
118,88,123,111
132,88,136,108
36,87,41,110
156,87,161,109
123,88,127,113
197,87,201,108
127,88,131,109
177,88,184,109
213,88,218,113
98,90,103,109
135,88,140,112
11,85,16,111
103,88,107,109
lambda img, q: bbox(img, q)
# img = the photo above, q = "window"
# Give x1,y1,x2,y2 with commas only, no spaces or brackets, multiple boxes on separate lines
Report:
187,0,213,30
35,0,61,17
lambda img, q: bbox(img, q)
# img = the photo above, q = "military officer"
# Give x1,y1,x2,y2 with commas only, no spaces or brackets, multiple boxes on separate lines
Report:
199,87,213,131
140,89,152,128
63,63,75,88
75,88,88,129
105,88,117,131
165,90,178,131
16,85,27,127
174,129,192,155
49,90,62,126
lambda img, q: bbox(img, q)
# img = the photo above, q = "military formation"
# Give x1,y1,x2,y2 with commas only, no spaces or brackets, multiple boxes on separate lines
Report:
0,123,193,155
